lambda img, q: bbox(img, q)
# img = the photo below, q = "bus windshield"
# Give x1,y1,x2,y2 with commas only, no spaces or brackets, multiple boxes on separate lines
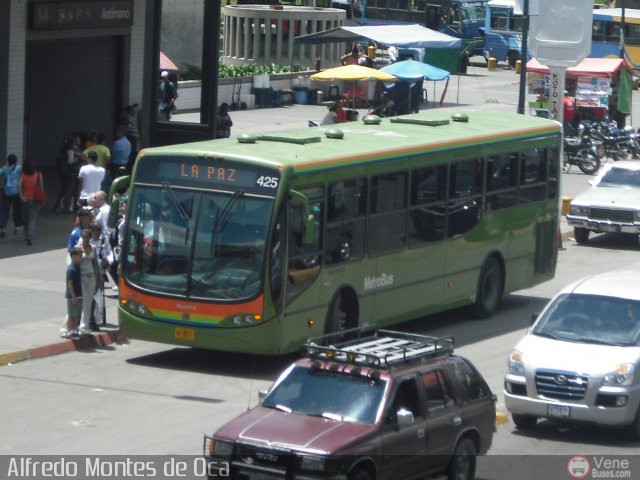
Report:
124,185,273,301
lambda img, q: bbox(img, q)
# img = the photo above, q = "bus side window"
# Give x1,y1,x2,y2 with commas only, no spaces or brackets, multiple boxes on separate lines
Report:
548,146,559,199
270,207,286,311
368,172,407,256
519,148,547,204
409,164,446,245
486,153,518,211
326,179,366,265
447,159,482,237
287,187,323,302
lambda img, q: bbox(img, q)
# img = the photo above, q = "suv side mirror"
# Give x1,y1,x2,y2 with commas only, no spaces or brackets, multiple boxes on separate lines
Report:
531,313,539,325
396,408,414,428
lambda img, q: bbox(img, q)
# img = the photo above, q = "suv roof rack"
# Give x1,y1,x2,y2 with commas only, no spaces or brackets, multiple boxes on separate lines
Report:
302,326,454,368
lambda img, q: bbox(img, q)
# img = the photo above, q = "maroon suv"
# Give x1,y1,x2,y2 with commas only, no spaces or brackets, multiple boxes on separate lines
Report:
204,328,496,480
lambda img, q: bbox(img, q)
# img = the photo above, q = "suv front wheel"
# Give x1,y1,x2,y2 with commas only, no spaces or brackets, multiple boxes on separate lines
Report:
348,468,371,480
447,437,476,480
512,413,537,430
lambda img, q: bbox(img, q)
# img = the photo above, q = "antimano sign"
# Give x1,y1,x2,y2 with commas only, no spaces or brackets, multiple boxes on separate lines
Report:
30,1,134,31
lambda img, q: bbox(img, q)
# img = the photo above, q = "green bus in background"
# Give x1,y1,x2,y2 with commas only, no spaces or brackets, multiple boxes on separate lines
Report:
114,110,561,355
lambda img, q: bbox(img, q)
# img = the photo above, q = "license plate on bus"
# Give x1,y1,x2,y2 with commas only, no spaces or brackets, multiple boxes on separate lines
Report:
548,404,570,418
174,327,195,341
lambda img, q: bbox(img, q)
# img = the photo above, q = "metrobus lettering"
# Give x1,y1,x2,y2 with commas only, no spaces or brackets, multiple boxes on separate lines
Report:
364,273,394,290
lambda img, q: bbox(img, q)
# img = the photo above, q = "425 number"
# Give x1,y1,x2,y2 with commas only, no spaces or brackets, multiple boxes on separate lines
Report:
256,176,279,188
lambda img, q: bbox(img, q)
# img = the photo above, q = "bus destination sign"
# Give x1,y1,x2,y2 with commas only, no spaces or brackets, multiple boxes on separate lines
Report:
138,155,280,196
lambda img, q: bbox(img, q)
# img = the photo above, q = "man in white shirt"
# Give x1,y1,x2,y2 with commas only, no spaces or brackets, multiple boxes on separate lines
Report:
78,151,105,206
92,190,112,236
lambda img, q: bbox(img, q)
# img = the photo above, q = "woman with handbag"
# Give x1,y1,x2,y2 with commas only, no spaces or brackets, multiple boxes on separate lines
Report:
19,159,46,246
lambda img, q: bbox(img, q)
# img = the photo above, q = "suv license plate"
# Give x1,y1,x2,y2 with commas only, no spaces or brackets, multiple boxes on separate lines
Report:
548,404,570,418
174,327,195,341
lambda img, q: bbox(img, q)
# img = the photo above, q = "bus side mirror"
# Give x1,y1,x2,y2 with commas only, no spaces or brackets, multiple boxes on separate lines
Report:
290,190,315,245
107,175,130,229
108,175,131,203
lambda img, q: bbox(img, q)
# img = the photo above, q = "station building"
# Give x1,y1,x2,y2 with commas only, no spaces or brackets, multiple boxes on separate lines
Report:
0,0,220,170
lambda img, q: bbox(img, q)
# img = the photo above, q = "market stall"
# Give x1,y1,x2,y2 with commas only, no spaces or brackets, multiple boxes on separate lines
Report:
526,57,632,127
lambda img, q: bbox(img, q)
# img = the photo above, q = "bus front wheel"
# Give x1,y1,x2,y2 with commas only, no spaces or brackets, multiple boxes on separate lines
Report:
474,257,503,318
325,289,358,334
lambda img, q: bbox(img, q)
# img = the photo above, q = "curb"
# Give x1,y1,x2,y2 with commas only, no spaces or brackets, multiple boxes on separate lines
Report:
560,230,573,242
495,411,509,426
0,330,127,367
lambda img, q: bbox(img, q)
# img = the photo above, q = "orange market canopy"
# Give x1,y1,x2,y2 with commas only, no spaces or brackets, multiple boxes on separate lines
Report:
526,57,630,78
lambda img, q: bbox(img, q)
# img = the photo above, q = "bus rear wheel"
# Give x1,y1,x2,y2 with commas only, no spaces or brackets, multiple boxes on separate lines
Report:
474,257,503,318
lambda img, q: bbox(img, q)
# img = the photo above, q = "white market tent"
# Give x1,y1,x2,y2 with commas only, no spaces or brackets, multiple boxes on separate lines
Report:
295,24,462,49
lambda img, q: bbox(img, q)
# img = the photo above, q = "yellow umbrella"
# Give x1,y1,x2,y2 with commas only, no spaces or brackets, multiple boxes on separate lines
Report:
310,64,398,82
310,65,397,110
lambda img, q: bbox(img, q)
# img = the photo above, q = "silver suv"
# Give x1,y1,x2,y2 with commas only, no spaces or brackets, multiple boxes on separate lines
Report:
504,266,640,438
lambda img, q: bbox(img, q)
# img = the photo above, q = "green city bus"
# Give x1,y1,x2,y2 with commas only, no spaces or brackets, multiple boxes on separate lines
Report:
113,110,561,355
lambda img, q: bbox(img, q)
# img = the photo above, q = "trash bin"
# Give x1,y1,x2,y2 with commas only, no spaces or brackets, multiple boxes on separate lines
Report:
316,91,323,105
294,89,308,105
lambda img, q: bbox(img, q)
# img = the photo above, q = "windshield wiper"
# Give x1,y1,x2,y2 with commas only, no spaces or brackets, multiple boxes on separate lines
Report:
322,412,343,421
213,190,244,234
161,182,190,222
533,331,563,340
274,404,292,413
574,337,629,347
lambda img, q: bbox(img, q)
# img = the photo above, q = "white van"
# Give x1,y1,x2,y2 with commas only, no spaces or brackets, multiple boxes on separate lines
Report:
504,266,640,438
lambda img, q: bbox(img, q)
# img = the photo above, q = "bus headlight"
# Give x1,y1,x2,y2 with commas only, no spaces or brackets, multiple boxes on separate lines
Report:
570,205,589,216
222,313,262,327
603,364,635,387
230,314,262,326
120,298,153,319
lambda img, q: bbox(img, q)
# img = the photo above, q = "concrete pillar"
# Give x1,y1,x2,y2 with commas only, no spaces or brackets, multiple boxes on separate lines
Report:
222,5,345,68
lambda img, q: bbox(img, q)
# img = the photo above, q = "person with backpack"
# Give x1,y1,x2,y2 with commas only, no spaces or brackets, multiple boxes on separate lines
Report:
54,136,83,213
158,70,178,121
18,158,45,246
0,154,24,237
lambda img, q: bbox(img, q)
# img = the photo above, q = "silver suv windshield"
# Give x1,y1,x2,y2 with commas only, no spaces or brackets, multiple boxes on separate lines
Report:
123,185,272,301
261,366,386,424
533,293,640,346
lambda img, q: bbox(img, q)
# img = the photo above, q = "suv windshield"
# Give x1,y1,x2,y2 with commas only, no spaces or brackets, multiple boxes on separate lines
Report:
262,366,387,424
123,185,272,300
533,293,640,346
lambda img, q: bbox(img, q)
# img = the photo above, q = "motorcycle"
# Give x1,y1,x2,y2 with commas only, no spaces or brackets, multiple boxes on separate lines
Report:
582,119,638,161
563,130,601,174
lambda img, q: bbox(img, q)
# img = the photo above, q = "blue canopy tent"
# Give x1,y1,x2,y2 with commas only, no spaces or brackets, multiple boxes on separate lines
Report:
379,60,451,113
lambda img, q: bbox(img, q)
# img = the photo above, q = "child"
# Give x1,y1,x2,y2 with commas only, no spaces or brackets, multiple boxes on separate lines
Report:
61,247,83,338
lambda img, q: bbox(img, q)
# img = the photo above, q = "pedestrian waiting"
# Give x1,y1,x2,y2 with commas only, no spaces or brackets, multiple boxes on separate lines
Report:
0,154,24,238
60,247,83,339
76,228,103,335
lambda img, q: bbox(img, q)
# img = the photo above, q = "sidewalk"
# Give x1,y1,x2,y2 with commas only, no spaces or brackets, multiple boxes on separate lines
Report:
0,90,577,367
